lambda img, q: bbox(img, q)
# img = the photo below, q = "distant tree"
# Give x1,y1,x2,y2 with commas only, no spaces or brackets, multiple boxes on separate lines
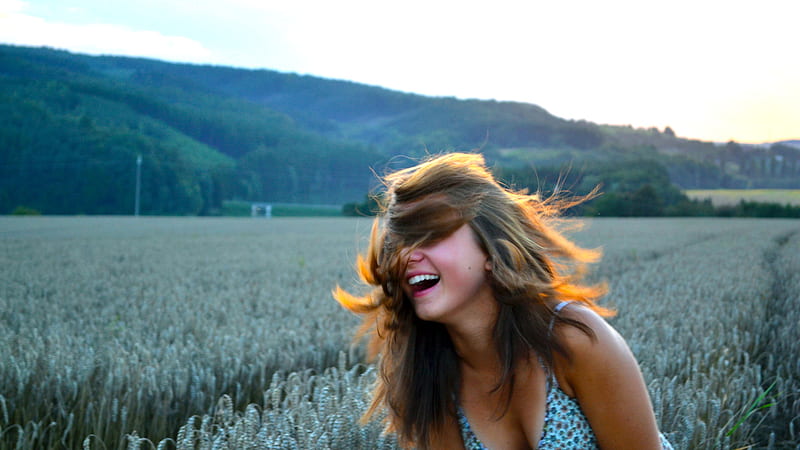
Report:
585,192,628,216
665,197,715,217
11,206,41,215
628,184,664,216
342,195,382,216
663,126,675,137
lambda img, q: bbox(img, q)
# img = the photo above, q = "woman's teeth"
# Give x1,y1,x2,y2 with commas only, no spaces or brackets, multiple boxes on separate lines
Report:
408,274,440,291
409,274,439,285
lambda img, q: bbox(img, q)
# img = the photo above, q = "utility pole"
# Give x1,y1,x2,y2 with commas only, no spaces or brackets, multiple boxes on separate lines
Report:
135,154,142,217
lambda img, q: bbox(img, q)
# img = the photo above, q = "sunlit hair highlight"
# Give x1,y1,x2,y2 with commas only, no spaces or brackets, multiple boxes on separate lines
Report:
333,152,611,449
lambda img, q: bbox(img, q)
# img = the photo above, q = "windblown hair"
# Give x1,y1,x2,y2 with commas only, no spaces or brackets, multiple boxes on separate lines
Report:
333,152,612,449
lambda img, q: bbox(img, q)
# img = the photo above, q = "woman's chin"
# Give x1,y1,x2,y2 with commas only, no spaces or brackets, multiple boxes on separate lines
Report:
412,303,444,323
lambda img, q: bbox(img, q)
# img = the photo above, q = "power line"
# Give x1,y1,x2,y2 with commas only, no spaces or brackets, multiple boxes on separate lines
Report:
134,154,141,217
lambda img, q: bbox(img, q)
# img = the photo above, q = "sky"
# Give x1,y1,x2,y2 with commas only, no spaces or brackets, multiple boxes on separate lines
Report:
1,0,798,144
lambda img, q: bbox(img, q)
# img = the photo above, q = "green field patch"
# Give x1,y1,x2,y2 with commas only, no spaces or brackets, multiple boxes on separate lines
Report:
686,189,800,206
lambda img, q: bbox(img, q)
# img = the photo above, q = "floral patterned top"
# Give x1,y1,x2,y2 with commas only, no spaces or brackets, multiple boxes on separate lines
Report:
455,301,674,449
456,377,674,449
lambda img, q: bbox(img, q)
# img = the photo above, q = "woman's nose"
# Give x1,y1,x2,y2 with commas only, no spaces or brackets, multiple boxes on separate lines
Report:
405,249,423,263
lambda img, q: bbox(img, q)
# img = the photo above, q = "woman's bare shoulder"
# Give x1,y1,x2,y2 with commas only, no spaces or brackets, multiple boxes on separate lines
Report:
555,303,624,349
553,303,664,448
551,303,632,394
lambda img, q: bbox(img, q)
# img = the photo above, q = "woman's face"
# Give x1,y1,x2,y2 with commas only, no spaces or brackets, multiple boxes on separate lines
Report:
401,223,494,324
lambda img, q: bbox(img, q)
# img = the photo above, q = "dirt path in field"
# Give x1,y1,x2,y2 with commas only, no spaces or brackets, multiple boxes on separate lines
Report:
754,230,799,448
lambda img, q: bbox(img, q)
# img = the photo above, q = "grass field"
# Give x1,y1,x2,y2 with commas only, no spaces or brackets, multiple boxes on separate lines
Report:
686,189,800,206
1,216,798,449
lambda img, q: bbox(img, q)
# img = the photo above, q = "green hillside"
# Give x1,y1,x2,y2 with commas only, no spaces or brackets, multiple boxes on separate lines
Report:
0,46,383,214
1,44,798,215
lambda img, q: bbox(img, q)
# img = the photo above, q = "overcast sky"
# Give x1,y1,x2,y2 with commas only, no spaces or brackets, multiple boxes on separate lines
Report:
1,0,797,144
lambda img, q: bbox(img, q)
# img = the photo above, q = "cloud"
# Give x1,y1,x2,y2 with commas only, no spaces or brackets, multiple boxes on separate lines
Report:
0,1,213,63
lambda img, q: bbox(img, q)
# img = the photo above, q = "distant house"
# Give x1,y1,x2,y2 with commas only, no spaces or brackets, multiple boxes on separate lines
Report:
251,203,272,218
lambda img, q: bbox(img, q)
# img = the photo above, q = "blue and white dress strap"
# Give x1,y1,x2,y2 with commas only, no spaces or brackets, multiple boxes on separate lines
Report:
548,300,572,333
553,300,571,313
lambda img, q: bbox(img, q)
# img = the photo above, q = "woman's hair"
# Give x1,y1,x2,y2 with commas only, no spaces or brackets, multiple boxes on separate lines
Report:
334,152,611,449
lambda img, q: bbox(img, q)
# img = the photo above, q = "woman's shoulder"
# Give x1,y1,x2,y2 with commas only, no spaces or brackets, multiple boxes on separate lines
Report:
551,302,669,448
550,302,633,395
553,302,624,350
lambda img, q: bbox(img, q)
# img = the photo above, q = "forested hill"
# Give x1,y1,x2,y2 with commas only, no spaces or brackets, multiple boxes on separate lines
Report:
1,44,798,215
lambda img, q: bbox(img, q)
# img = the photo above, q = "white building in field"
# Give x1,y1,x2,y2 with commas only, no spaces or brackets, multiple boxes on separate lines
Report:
251,203,272,218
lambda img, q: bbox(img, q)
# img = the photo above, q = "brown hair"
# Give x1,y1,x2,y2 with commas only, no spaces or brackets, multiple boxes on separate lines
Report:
334,152,611,449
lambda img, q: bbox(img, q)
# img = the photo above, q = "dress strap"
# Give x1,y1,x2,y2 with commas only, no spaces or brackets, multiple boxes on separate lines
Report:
544,301,572,390
554,300,571,313
548,300,571,333
538,354,558,392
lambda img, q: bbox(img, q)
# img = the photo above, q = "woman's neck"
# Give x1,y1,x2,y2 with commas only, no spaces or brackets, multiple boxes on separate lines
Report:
445,301,501,375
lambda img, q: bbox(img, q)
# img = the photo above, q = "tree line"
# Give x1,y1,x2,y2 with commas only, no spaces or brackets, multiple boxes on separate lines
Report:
344,158,800,219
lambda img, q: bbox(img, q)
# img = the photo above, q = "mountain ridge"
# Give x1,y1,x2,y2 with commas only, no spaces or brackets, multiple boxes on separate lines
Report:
1,44,798,215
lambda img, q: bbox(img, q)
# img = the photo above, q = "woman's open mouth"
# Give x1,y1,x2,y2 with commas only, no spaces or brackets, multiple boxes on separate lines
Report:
408,274,440,295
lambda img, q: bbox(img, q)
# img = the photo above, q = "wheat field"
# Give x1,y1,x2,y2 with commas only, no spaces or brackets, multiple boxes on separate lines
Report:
0,216,798,449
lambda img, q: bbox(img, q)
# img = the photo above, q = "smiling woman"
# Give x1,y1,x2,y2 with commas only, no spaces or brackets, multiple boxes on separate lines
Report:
333,153,674,449
402,224,494,324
